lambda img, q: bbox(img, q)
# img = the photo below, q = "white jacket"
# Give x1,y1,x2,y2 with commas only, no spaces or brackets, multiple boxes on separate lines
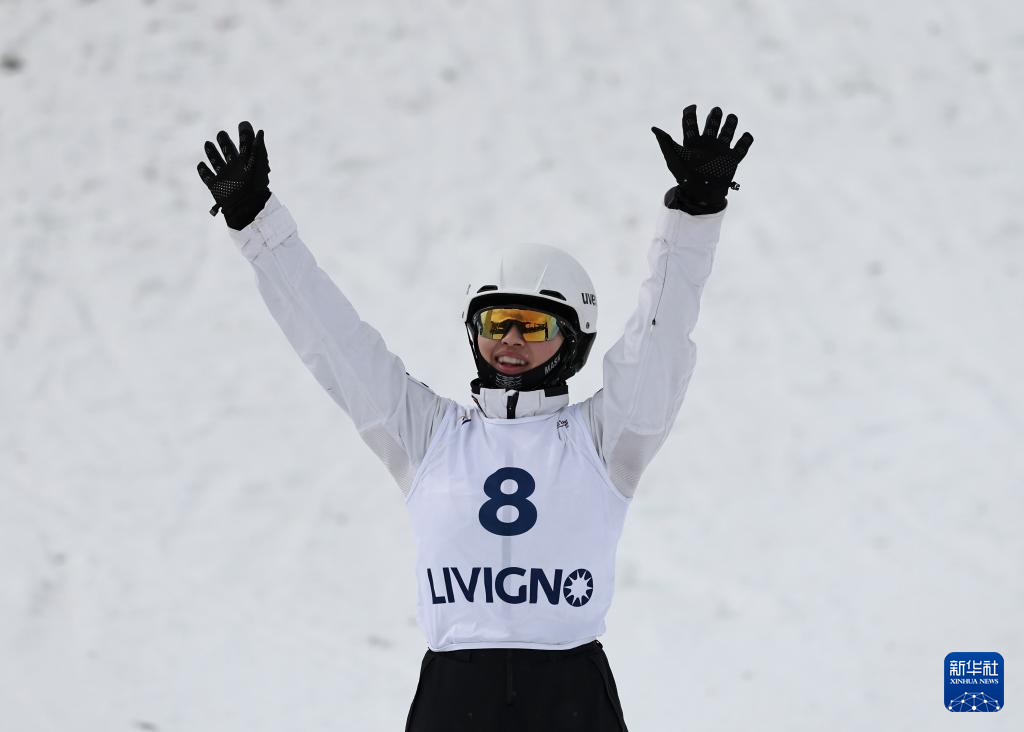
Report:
228,195,723,499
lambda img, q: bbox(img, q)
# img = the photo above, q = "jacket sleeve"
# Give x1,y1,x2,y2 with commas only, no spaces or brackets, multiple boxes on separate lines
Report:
579,204,723,498
227,194,452,496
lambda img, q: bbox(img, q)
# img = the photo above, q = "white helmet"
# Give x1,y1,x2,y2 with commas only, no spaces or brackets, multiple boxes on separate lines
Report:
462,244,598,389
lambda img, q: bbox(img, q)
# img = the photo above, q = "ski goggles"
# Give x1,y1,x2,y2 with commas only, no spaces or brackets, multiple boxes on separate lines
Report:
474,307,564,343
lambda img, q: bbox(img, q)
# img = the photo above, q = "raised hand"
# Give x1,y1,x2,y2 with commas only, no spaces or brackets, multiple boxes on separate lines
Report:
197,121,272,230
652,104,753,214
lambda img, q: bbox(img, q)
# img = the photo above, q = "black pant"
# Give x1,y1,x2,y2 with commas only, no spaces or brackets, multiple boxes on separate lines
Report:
405,640,629,732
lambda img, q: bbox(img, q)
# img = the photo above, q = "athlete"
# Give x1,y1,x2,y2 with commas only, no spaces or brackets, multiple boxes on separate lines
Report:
197,104,753,731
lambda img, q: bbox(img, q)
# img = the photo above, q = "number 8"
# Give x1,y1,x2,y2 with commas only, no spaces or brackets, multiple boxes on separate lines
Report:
478,467,538,536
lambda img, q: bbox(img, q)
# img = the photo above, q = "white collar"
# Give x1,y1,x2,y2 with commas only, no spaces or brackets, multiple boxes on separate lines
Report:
470,382,570,419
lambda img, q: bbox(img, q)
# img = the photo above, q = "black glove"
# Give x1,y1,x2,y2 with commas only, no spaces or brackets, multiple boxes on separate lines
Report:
197,121,271,230
652,104,753,215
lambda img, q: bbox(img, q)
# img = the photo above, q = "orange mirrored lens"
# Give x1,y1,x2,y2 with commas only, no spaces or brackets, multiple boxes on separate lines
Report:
476,308,561,342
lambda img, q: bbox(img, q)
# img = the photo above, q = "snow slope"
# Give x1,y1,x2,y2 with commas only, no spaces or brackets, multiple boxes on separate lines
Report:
2,0,1022,729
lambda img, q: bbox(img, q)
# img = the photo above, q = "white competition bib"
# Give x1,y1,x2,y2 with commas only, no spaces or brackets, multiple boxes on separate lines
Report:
404,404,631,651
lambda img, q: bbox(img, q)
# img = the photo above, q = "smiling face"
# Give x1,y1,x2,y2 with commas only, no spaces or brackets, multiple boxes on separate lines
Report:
476,323,565,378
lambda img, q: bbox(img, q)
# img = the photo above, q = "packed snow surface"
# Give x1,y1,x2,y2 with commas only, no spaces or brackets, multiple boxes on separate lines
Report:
2,1,1022,729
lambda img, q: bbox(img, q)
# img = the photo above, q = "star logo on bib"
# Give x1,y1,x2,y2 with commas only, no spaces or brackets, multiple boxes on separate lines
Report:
562,568,594,607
